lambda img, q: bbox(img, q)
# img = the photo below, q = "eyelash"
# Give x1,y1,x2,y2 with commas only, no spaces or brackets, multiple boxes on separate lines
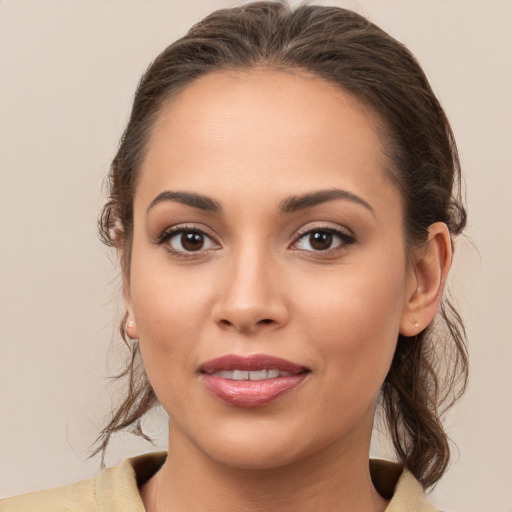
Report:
156,224,220,256
291,226,356,254
156,224,356,256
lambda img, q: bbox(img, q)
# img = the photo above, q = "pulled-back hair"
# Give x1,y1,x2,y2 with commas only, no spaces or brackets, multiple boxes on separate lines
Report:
96,1,468,489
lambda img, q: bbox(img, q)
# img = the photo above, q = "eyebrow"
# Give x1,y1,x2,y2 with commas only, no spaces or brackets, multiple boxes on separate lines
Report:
147,191,222,213
279,188,375,215
146,188,374,216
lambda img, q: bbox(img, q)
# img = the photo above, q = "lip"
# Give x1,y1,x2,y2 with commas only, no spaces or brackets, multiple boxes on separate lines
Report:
200,354,306,374
199,354,309,408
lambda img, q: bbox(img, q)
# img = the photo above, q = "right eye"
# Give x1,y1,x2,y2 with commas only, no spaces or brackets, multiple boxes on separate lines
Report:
160,228,220,254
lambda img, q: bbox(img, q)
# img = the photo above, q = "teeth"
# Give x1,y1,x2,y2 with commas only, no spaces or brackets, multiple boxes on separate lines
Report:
211,369,291,380
248,370,267,381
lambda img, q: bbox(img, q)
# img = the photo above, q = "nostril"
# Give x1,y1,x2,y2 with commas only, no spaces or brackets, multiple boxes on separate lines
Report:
216,317,274,332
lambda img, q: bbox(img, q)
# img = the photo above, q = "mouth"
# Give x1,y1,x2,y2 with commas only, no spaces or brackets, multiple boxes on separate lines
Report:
199,354,310,408
208,369,295,380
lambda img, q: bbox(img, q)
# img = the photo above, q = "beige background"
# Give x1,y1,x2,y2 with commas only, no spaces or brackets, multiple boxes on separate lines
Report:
1,1,511,510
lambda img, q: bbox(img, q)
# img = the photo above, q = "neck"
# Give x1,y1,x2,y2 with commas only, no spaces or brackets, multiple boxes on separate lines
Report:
141,415,388,512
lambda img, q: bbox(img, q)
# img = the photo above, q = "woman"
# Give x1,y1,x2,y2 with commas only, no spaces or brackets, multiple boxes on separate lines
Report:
1,2,468,510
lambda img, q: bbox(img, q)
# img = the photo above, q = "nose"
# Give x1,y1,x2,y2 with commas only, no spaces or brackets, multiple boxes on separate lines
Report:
211,248,289,334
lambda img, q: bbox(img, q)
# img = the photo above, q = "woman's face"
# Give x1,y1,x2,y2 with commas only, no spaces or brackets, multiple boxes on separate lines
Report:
126,70,417,469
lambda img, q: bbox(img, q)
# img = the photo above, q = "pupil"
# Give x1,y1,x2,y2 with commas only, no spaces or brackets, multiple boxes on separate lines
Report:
310,231,332,250
181,231,204,251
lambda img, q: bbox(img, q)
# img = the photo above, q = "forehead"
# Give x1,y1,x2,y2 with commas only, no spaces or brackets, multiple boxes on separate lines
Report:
136,69,399,218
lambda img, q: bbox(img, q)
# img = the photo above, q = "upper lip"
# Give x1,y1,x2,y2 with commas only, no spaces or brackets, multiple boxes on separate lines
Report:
199,354,308,375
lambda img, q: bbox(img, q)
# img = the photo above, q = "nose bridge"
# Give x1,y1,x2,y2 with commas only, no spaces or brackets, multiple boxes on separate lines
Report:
212,241,288,332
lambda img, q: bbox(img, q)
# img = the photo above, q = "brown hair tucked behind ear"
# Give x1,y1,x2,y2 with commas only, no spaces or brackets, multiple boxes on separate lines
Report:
95,1,468,488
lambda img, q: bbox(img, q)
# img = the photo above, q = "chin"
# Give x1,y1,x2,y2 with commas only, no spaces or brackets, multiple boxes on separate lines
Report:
206,442,304,471
176,417,308,470
189,417,347,472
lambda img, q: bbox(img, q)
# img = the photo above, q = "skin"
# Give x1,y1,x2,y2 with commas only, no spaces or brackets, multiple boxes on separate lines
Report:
124,69,452,511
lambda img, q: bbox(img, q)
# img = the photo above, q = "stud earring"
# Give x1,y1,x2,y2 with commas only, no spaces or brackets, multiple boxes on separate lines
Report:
126,320,137,340
411,319,420,328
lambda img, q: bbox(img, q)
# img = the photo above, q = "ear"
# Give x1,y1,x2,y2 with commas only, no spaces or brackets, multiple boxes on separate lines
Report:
124,285,139,340
399,222,453,337
117,238,139,340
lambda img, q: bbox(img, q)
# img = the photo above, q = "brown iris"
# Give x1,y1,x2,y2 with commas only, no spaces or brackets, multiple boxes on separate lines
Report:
309,231,333,250
181,231,205,251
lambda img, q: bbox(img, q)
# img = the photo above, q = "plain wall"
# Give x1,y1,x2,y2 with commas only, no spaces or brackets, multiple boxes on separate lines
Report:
1,1,511,510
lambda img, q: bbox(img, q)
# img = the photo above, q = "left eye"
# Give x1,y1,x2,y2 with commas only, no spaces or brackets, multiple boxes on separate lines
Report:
167,230,219,253
293,229,353,252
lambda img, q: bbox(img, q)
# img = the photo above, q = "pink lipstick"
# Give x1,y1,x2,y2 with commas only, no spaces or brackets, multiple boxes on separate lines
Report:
199,354,309,408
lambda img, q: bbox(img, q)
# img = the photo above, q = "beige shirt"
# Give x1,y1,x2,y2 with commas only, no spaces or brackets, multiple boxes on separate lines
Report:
0,452,439,511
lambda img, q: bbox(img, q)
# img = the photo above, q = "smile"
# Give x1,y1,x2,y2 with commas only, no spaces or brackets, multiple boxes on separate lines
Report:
199,355,309,407
210,369,293,380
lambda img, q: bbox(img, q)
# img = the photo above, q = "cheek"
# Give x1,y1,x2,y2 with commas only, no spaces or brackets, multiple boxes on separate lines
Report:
294,255,408,395
128,267,209,415
130,246,210,330
128,251,214,379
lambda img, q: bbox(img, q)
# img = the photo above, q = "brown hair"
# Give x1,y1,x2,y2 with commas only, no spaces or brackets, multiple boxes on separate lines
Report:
95,1,468,489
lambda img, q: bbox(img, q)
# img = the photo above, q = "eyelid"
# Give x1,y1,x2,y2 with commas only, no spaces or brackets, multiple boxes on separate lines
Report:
155,222,354,255
156,223,221,253
293,221,355,238
290,223,356,252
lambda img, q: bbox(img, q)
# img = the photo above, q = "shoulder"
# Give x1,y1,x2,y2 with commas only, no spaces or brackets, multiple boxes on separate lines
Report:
0,478,97,512
370,459,440,512
0,452,166,512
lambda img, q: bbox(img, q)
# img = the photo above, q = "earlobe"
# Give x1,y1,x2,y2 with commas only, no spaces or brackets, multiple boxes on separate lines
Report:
399,222,453,337
124,288,138,339
126,319,139,340
118,244,137,338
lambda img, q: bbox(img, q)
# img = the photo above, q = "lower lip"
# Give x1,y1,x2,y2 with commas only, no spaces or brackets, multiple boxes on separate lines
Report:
202,374,308,408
